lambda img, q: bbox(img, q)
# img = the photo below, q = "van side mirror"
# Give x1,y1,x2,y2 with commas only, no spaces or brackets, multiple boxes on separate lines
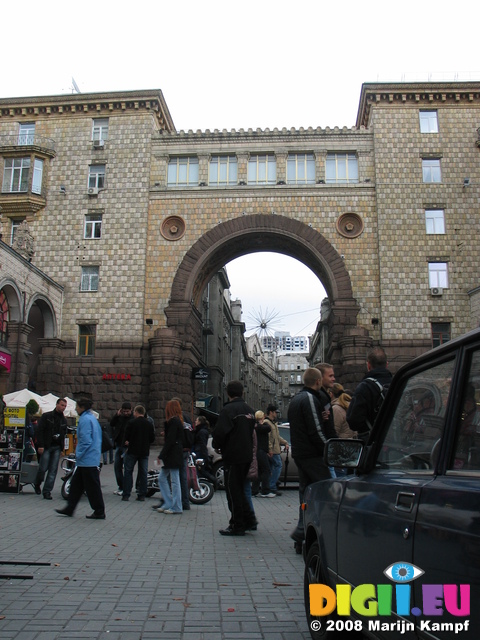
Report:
324,438,363,468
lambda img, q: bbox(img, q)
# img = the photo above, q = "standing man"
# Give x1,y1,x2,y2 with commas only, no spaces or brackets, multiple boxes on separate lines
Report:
346,346,393,441
55,397,105,519
34,398,68,499
213,380,256,536
171,397,194,512
315,362,336,433
110,401,132,495
288,368,337,546
265,404,288,497
122,405,155,502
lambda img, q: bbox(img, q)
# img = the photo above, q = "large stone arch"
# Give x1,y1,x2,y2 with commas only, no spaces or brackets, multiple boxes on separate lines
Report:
149,214,361,413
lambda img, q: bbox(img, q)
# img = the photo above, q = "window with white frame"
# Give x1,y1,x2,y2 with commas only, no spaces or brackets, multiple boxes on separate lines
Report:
32,159,43,195
425,209,445,234
287,153,315,184
428,262,448,288
92,118,109,143
247,154,276,185
10,218,25,246
77,324,96,356
2,158,30,192
419,111,439,133
209,155,237,185
88,165,105,189
326,153,359,183
80,266,99,291
84,213,102,239
18,123,35,145
167,157,199,186
422,158,441,183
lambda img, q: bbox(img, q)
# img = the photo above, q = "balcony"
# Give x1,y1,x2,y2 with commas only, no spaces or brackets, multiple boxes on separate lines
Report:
0,134,56,157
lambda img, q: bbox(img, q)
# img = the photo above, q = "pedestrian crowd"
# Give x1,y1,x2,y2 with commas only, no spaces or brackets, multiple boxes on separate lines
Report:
21,346,391,543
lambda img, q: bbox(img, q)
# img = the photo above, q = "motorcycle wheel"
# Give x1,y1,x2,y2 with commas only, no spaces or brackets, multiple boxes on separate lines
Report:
189,480,214,504
61,477,71,500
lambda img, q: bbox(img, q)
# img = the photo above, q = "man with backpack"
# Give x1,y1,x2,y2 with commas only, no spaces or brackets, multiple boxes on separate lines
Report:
346,346,393,442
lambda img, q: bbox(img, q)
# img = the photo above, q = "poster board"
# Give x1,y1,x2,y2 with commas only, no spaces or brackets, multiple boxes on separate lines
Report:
0,407,26,493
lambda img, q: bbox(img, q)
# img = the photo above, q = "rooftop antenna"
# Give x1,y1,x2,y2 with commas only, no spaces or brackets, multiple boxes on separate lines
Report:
71,77,81,94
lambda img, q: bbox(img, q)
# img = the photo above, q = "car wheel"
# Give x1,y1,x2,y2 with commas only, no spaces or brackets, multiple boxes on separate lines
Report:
212,461,225,490
304,542,333,639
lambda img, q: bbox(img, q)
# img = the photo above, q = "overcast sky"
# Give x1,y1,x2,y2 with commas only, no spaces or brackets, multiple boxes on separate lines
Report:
2,0,478,335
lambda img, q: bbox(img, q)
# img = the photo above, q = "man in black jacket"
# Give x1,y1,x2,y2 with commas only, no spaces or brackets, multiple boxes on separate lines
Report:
34,398,68,499
288,368,337,544
212,380,255,536
122,405,155,502
346,346,393,441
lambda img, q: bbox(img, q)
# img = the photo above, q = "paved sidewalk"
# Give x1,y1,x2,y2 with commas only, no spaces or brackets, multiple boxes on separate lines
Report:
0,451,310,639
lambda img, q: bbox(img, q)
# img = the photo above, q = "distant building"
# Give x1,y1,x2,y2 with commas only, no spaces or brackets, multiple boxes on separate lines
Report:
275,352,309,421
261,331,310,353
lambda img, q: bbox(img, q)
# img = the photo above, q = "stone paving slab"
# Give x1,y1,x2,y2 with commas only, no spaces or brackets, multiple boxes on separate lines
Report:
0,451,310,639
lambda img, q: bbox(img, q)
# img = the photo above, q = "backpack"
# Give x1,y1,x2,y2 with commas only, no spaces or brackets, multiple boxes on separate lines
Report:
364,377,390,431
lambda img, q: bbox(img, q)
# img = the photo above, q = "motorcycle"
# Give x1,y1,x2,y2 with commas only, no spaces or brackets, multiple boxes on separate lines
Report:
147,452,215,505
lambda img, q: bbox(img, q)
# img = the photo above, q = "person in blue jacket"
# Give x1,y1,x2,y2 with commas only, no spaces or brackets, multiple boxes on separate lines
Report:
55,397,105,519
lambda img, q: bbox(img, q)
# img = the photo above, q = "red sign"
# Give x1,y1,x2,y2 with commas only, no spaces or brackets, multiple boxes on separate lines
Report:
102,373,132,381
0,351,11,372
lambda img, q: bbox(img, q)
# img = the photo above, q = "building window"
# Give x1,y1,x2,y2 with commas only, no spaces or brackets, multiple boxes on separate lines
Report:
18,122,35,145
167,157,199,186
32,158,44,195
80,266,99,292
77,324,96,356
84,214,102,239
326,153,359,183
2,158,30,192
428,262,448,288
287,153,315,184
419,111,438,133
209,155,237,185
88,165,105,189
425,209,445,234
10,218,25,246
422,159,441,183
431,322,451,348
92,118,109,143
247,154,276,185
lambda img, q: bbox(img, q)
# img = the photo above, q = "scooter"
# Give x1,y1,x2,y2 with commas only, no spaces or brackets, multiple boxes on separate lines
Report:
146,452,215,505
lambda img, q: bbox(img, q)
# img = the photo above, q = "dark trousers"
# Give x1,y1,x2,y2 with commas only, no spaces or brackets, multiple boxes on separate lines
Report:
293,456,331,539
114,446,126,490
65,466,105,516
252,449,271,494
224,462,251,531
123,453,148,498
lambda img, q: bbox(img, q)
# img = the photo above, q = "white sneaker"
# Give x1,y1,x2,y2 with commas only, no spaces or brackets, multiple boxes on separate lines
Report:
113,489,123,495
260,492,276,498
156,507,165,512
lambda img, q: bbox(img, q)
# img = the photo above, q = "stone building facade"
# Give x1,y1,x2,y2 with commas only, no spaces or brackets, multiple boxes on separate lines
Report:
1,82,479,420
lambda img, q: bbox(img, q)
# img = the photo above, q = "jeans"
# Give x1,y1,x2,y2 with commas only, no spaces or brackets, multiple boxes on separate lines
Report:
35,446,61,495
114,446,126,490
158,467,182,512
123,453,148,498
269,453,283,492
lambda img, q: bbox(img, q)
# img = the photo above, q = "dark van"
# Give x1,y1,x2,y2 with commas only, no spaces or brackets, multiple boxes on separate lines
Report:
303,327,480,639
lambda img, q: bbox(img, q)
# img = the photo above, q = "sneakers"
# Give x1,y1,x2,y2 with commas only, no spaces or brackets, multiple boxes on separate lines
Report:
156,507,165,512
219,527,245,536
259,492,276,498
113,489,123,495
122,495,129,501
34,484,41,495
164,509,182,514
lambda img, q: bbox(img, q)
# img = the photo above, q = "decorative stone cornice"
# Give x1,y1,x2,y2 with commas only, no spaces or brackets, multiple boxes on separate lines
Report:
357,81,480,128
0,89,176,133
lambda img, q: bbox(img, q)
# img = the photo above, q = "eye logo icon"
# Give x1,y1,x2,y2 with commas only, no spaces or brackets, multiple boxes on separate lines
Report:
384,562,424,583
